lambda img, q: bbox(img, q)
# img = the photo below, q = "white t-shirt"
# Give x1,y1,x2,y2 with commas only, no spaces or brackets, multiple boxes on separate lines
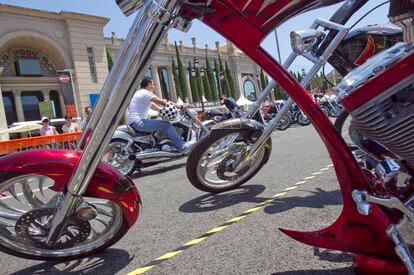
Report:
127,88,155,125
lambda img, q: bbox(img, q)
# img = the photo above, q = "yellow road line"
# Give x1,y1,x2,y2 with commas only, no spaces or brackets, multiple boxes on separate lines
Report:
156,251,184,260
128,266,155,275
184,237,208,246
207,225,228,234
273,192,287,198
128,165,328,274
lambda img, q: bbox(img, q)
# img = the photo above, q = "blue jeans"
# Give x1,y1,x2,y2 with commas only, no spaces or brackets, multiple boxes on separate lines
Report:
130,119,185,150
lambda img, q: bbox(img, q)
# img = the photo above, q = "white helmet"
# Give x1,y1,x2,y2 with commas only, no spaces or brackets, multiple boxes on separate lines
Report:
159,101,179,121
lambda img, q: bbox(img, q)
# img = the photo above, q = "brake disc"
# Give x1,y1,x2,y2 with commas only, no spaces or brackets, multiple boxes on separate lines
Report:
15,208,91,249
216,155,250,181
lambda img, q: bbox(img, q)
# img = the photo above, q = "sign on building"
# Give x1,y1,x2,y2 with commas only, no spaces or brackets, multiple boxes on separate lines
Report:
39,100,56,118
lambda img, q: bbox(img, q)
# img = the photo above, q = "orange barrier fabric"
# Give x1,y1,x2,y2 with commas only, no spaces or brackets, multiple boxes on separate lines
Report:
0,132,82,155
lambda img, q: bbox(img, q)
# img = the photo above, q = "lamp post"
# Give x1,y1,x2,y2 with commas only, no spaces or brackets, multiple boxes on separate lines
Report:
192,58,206,113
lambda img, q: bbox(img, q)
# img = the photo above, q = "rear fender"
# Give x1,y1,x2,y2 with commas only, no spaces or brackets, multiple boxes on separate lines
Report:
211,118,264,131
112,130,133,141
211,118,272,164
0,149,141,228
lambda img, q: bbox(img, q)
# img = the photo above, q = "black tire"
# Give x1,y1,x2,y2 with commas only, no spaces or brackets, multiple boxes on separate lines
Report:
0,219,129,261
0,172,130,261
186,129,271,193
334,110,349,134
329,106,341,118
334,110,356,149
320,106,329,117
276,115,291,130
298,113,310,126
102,138,137,177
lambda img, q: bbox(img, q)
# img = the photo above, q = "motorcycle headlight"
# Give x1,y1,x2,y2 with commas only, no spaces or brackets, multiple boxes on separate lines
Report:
290,29,325,55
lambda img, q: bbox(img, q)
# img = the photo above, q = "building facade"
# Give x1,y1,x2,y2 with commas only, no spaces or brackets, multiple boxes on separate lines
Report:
0,4,263,140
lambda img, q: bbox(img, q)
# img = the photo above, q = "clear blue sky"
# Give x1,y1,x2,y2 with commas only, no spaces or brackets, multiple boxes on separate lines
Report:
0,0,390,71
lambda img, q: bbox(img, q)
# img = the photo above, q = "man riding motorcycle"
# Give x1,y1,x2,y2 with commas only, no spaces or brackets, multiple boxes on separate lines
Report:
128,77,191,154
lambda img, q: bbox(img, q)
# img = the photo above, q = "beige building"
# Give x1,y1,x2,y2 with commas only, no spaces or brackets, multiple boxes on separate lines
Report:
0,4,262,140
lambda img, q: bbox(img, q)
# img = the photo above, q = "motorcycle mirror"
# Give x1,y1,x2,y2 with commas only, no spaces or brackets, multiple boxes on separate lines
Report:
116,0,146,16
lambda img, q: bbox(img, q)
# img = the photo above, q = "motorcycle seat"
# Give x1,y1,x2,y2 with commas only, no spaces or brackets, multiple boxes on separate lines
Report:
118,125,149,137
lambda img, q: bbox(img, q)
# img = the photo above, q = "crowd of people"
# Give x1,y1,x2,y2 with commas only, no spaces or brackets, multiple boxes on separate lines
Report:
39,106,91,136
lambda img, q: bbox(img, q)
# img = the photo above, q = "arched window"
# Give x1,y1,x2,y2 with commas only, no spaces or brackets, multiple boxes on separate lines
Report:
49,90,62,118
158,67,170,100
0,48,57,77
2,92,17,126
21,91,43,121
243,79,256,101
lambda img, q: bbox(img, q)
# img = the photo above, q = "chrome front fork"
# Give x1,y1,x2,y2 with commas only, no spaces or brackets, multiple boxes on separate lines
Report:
234,18,349,173
46,0,182,245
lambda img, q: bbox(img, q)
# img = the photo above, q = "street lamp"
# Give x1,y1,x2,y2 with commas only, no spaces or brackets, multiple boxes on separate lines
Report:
192,58,206,113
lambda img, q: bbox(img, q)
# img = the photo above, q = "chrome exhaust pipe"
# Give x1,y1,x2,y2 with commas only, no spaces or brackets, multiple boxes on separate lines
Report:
135,150,183,160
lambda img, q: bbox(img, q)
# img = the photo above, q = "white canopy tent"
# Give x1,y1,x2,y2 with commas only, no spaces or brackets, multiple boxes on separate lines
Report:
0,123,42,137
236,95,254,106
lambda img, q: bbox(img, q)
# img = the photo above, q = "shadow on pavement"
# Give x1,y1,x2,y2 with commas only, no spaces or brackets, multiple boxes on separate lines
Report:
263,188,342,214
179,184,266,212
180,185,341,214
313,247,352,263
271,267,355,275
11,248,133,275
131,162,186,179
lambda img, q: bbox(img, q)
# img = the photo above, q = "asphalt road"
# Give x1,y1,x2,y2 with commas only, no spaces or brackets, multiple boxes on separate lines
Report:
0,123,355,275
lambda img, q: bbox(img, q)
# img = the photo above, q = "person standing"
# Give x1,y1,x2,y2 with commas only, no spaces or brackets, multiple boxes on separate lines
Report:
40,117,58,136
82,106,92,130
62,114,79,149
128,77,191,153
62,115,79,133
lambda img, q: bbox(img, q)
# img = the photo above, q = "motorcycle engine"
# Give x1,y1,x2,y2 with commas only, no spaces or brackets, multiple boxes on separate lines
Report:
336,43,414,169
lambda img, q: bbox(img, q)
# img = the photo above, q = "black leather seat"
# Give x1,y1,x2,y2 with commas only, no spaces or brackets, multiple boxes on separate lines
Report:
117,125,149,137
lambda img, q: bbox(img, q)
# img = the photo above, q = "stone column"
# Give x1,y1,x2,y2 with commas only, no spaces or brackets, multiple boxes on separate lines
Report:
0,68,9,141
41,88,50,101
150,65,162,98
12,89,24,122
191,37,196,53
166,66,177,101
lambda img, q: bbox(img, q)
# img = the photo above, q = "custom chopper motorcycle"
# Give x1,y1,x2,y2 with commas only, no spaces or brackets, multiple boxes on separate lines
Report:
102,107,210,176
0,1,412,275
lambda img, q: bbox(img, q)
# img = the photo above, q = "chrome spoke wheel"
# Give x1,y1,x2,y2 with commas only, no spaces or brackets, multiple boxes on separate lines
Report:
0,174,124,259
196,133,265,189
102,140,137,176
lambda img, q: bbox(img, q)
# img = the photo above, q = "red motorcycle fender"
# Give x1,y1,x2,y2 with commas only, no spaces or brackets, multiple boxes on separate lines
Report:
0,149,141,228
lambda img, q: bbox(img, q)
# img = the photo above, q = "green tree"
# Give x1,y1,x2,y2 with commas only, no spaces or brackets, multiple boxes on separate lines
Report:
214,59,221,97
195,65,204,101
188,61,199,102
218,52,225,72
202,69,212,101
225,61,235,98
259,69,268,90
171,57,182,100
206,56,219,100
106,49,114,71
175,41,189,101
